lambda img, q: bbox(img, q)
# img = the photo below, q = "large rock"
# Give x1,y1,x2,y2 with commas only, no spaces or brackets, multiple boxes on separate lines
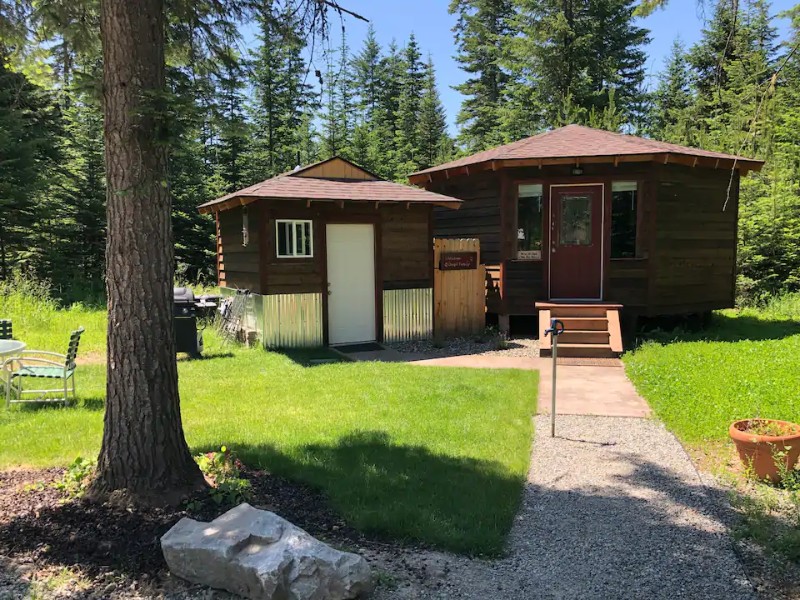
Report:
161,503,372,599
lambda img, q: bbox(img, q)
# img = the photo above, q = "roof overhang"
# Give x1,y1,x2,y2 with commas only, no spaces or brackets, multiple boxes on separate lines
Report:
198,195,461,215
408,152,764,185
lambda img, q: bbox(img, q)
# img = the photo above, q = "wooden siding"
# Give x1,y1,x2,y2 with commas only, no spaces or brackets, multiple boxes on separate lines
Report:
216,200,434,295
650,165,738,314
607,259,648,307
502,261,545,314
424,161,738,317
430,173,502,263
295,157,378,180
218,204,261,291
381,204,432,288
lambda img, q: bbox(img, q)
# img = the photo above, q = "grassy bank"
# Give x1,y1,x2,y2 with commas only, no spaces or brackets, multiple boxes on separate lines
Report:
624,294,800,444
0,285,538,555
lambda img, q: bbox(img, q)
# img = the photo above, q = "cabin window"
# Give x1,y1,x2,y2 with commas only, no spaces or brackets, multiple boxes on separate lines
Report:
611,181,638,259
241,207,249,247
517,184,543,260
276,219,313,258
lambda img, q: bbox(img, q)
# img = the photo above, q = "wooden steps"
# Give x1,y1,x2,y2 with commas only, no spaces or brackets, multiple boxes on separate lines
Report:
537,302,623,358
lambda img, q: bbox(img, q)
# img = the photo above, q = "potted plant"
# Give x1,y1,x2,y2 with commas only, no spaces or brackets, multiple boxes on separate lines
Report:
729,419,800,483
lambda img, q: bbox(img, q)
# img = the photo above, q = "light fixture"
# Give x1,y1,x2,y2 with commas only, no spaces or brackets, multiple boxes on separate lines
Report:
571,166,584,176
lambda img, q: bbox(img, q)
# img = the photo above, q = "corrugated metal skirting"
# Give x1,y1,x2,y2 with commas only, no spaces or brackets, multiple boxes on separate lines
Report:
383,288,433,343
261,293,323,348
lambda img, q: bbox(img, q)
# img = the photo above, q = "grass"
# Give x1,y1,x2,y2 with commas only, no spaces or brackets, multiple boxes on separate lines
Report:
624,293,800,568
624,296,800,444
0,285,538,555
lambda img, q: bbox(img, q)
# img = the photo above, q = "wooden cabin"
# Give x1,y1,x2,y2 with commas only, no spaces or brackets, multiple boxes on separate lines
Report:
199,157,460,347
408,125,764,357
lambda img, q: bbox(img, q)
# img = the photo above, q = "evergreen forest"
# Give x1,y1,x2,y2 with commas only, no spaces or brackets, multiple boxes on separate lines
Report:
1,0,798,304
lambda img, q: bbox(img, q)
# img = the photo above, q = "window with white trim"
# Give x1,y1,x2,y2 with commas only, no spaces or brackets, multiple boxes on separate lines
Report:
517,184,543,260
611,181,638,259
276,220,313,258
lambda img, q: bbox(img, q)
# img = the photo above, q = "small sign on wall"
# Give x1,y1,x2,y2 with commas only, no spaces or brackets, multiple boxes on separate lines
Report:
439,251,478,271
517,250,541,260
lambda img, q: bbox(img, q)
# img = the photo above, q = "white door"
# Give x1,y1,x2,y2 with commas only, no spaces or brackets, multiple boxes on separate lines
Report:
326,223,376,345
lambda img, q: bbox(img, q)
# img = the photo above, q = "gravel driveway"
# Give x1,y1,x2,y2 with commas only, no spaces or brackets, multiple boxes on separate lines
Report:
372,415,754,599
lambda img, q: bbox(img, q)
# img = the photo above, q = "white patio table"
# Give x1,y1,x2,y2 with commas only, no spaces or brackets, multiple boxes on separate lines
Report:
0,339,25,358
0,340,26,403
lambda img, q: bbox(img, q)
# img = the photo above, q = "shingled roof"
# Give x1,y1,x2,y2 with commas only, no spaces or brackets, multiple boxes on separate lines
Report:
408,124,764,183
198,157,461,214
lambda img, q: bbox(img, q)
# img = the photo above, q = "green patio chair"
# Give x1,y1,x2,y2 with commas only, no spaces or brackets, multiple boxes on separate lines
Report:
4,327,84,408
0,320,11,340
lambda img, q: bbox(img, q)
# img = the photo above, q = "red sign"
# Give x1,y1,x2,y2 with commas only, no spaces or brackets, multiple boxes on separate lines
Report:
439,251,478,271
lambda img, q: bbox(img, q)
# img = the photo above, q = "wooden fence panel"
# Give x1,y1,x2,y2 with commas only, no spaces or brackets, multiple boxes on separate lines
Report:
434,238,486,338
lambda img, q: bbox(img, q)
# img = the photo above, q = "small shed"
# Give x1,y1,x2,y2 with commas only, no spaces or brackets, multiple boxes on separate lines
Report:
199,157,461,347
408,125,764,355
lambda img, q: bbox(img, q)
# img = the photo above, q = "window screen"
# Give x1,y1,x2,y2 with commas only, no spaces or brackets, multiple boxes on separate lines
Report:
611,182,638,258
276,220,313,258
517,184,543,259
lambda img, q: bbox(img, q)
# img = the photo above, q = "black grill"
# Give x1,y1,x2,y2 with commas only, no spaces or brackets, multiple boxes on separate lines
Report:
173,287,202,356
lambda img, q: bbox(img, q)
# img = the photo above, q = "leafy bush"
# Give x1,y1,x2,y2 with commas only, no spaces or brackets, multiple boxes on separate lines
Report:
195,446,252,506
53,457,96,499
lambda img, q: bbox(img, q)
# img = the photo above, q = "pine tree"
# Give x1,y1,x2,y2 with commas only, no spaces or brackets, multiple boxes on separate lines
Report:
247,7,316,180
351,24,384,122
688,0,743,99
394,34,426,175
168,60,218,284
213,49,249,192
513,0,649,128
416,56,450,170
320,33,354,158
584,0,649,116
649,39,695,143
348,29,387,174
57,82,106,294
450,0,516,151
0,48,61,280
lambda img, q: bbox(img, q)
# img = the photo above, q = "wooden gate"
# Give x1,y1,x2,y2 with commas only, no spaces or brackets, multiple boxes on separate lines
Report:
434,238,485,338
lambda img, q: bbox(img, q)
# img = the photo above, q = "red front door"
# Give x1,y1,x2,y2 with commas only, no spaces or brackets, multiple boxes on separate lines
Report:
549,184,603,299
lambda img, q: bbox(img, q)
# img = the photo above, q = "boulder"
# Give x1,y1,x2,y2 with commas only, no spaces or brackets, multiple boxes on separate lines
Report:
161,503,372,599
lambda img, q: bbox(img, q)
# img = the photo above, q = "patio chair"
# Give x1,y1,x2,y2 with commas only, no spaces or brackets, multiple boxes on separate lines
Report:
0,320,11,340
4,327,84,408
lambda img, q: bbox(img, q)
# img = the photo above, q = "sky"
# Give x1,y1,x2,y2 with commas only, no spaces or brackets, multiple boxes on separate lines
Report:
247,0,796,133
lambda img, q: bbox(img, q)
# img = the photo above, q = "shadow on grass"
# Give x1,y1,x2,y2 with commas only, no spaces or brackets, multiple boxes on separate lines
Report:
278,347,349,367
637,312,800,346
0,435,760,597
11,396,105,413
0,430,522,578
229,430,523,555
177,351,235,362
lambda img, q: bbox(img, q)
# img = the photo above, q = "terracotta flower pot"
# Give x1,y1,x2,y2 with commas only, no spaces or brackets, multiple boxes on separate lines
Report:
729,419,800,483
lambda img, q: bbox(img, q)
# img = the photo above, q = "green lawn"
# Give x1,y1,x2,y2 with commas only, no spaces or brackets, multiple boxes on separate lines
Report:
0,292,538,555
624,300,800,444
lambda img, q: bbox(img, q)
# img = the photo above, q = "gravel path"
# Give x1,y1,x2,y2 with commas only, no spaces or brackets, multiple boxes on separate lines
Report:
373,415,754,599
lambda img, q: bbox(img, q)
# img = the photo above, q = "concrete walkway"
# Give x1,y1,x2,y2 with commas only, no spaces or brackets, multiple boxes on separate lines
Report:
375,415,754,599
411,354,650,418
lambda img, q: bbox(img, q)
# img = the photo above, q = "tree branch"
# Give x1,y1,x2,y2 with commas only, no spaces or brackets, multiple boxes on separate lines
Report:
317,0,369,23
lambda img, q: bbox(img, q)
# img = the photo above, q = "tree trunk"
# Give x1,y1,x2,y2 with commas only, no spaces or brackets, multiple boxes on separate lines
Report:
88,0,205,506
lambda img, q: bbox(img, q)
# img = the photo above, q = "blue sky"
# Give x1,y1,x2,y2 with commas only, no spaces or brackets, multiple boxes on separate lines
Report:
247,1,796,132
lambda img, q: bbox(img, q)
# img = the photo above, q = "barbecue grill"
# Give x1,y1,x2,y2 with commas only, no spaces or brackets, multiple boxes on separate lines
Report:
173,287,204,357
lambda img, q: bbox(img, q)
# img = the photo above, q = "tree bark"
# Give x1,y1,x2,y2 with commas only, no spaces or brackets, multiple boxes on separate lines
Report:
88,0,205,506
